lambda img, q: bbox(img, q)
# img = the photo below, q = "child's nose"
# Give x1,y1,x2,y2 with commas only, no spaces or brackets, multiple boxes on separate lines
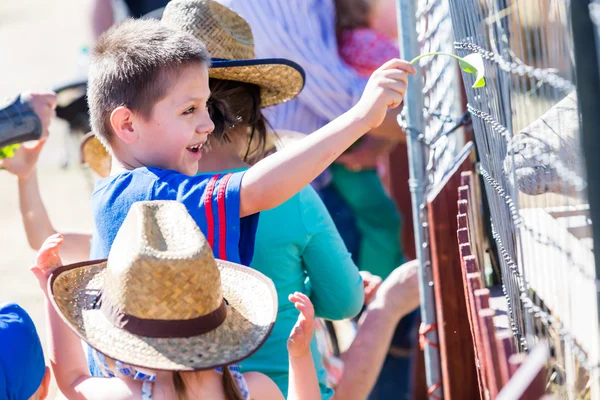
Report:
199,114,215,135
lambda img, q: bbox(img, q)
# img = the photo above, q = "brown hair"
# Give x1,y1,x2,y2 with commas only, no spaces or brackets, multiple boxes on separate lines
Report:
172,368,244,400
87,18,211,149
335,0,373,35
207,78,270,163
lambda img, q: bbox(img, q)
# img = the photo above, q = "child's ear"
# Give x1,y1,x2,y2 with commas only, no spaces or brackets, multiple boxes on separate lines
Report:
38,366,51,400
110,106,138,144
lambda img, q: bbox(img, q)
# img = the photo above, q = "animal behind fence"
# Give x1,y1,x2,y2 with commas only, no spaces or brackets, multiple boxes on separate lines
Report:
445,0,600,397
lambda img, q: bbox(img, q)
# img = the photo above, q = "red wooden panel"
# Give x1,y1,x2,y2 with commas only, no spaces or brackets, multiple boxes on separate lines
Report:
479,308,504,398
496,331,516,387
498,342,550,400
474,288,491,312
427,142,480,399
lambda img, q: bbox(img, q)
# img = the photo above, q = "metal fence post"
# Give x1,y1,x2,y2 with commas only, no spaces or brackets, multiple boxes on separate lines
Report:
396,0,443,398
572,0,600,394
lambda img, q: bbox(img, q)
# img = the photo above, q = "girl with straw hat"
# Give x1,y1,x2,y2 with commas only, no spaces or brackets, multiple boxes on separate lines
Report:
31,201,319,400
162,1,365,398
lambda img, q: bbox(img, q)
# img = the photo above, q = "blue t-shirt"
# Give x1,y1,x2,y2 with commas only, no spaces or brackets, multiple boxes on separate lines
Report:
89,167,257,264
87,167,258,376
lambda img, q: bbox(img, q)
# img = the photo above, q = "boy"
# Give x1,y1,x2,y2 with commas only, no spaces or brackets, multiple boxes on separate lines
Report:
87,18,413,264
0,303,51,400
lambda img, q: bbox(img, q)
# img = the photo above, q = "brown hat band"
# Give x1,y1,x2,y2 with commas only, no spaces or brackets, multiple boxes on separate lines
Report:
98,292,228,338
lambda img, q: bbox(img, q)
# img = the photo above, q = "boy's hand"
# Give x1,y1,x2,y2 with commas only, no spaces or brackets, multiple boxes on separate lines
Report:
351,59,415,132
0,92,56,178
287,292,315,358
30,233,64,293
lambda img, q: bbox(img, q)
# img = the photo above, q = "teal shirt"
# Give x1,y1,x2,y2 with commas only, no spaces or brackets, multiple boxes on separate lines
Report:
216,170,364,398
244,185,364,398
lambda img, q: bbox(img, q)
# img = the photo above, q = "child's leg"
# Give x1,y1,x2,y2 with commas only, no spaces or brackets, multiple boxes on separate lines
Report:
330,164,403,279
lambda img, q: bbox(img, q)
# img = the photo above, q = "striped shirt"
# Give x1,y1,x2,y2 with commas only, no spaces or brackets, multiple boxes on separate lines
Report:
215,0,370,187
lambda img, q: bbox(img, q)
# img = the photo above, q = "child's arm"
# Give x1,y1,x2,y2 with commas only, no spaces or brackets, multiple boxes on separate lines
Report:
286,292,320,400
239,59,415,217
1,92,91,262
31,235,139,400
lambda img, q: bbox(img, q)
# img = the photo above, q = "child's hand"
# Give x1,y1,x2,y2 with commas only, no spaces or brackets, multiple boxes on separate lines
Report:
0,92,57,178
30,233,64,293
360,271,383,305
351,59,415,132
287,292,315,358
23,91,57,136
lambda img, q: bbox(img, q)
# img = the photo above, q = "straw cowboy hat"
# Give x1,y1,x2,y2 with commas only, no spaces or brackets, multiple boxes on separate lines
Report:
48,201,277,371
81,0,306,177
163,0,305,108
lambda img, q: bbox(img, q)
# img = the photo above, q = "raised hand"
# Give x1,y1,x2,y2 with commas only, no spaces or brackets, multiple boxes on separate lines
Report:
30,233,64,293
1,92,57,178
351,59,415,132
287,292,315,358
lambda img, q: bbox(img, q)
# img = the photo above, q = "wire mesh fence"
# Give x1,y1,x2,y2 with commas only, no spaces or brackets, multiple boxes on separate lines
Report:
445,0,599,397
399,0,600,397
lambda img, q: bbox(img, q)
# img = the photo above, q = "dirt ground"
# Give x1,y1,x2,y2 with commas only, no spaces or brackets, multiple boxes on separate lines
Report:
0,1,99,397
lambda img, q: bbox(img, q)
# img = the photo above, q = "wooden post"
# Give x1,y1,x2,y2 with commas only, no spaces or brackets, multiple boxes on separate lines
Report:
427,143,479,399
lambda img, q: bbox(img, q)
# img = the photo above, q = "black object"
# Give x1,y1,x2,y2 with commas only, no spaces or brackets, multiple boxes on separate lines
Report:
0,95,42,148
53,80,90,134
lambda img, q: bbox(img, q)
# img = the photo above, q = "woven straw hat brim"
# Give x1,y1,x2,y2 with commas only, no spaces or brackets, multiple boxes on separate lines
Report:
81,132,111,178
49,259,277,371
209,58,305,108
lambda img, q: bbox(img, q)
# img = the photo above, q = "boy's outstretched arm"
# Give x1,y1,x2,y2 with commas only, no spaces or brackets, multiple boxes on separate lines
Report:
239,59,415,217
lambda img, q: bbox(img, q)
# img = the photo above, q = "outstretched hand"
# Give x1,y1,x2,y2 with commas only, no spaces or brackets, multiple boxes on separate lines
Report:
31,233,64,293
287,292,315,358
352,59,415,132
1,92,57,178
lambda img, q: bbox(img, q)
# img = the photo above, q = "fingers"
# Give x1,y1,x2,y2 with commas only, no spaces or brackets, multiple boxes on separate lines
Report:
36,234,64,270
288,292,314,319
22,92,58,109
379,58,416,75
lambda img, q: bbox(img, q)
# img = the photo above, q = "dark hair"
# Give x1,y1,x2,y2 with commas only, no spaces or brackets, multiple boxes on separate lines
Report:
87,18,211,148
208,78,269,162
335,0,373,35
172,368,244,400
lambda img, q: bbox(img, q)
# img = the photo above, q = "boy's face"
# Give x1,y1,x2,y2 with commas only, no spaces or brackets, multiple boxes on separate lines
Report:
133,63,214,176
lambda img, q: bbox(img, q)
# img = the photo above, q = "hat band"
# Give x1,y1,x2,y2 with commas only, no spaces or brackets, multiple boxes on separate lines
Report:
99,293,227,338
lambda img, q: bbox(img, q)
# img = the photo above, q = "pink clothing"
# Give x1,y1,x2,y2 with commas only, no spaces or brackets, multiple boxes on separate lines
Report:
338,28,400,77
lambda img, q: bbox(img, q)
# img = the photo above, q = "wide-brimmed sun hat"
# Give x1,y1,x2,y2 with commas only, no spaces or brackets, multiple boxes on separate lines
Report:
162,0,305,108
48,201,277,371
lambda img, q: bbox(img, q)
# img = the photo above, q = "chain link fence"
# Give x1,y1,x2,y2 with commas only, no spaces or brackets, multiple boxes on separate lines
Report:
446,0,599,397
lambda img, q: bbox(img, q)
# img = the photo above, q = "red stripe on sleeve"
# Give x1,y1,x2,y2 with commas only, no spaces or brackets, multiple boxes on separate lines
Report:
216,173,234,260
204,175,221,250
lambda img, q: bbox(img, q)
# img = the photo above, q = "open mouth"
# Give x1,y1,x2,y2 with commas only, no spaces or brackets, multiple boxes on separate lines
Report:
186,142,205,153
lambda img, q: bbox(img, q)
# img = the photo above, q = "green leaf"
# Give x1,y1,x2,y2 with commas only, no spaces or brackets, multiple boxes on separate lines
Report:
409,52,486,88
0,143,20,160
